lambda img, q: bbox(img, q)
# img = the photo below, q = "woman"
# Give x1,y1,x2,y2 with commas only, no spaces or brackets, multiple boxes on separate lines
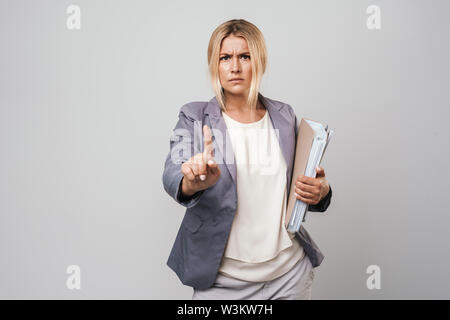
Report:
162,19,332,300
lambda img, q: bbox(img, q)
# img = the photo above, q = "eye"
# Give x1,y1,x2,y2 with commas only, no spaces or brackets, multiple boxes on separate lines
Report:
220,55,230,61
240,54,250,60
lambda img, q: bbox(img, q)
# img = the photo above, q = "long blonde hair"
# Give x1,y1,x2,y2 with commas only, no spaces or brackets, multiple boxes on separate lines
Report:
207,19,267,112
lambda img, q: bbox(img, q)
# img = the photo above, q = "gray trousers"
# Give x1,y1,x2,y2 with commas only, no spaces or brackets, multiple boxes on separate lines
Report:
192,254,316,300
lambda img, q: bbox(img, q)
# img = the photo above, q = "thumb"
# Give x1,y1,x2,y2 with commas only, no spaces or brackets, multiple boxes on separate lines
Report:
316,166,325,177
207,159,219,174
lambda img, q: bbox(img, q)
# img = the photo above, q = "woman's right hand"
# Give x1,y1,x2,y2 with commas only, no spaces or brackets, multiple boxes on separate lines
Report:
180,125,221,196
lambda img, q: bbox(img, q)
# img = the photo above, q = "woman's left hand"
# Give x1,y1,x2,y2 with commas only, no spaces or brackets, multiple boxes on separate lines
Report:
294,166,330,205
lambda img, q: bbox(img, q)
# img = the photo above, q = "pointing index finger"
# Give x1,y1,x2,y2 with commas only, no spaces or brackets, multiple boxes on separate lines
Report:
203,125,213,160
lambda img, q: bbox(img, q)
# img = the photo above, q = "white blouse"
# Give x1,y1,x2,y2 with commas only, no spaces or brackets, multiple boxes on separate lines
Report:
218,108,304,282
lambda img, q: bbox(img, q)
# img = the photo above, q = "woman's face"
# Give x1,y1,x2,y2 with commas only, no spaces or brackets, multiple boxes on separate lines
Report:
218,35,252,97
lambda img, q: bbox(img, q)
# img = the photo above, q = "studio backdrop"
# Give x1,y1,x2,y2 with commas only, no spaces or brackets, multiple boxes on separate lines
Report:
1,0,449,299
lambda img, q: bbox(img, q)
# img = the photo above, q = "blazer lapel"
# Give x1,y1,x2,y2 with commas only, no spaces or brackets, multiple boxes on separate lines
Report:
260,94,295,197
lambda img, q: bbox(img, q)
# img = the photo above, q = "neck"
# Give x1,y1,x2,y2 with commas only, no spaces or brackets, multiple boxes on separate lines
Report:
224,92,261,112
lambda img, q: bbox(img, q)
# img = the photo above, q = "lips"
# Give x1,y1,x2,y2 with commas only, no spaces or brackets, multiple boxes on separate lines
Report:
229,78,244,82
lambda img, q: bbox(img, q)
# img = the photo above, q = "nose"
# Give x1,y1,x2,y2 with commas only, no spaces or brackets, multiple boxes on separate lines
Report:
231,56,241,73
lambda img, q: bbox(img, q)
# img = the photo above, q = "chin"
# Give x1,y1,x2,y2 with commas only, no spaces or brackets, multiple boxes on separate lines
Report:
224,87,249,96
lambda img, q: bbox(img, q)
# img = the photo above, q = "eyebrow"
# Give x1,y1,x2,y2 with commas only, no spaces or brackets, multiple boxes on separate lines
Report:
219,51,250,56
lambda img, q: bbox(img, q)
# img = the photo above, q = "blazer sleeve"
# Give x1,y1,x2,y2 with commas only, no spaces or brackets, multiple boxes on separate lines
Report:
308,185,332,212
292,110,332,213
162,106,205,209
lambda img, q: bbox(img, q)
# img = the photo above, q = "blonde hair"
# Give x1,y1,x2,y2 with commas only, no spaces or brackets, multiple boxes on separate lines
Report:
207,19,267,112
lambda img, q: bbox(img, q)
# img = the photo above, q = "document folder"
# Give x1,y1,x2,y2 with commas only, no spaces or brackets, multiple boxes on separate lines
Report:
285,118,334,233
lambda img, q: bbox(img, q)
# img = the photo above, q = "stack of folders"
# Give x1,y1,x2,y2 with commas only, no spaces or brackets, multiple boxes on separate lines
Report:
285,118,334,234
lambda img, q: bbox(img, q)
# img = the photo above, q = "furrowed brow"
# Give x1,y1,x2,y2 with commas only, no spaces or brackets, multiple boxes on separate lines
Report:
219,51,250,56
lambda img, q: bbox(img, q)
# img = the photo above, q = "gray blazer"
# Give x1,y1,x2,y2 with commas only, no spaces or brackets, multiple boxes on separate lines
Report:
162,92,332,290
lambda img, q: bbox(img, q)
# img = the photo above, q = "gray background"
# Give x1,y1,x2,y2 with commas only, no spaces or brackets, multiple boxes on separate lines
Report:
1,0,449,299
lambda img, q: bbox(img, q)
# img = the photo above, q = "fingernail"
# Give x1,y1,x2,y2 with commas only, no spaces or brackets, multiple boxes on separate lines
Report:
208,160,214,165
200,175,206,181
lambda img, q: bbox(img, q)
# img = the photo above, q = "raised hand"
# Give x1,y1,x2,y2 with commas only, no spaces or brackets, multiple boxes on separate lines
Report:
180,125,221,196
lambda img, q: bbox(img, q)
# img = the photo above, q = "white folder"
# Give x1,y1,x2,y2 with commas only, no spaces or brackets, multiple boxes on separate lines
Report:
285,118,334,233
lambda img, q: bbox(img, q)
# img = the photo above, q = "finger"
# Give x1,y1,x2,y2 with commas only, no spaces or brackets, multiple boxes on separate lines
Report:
297,175,320,187
295,187,315,199
315,166,326,178
195,154,207,181
207,159,217,168
294,192,318,205
207,159,219,174
181,165,196,182
210,165,220,176
191,162,200,177
203,125,213,160
295,180,318,194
